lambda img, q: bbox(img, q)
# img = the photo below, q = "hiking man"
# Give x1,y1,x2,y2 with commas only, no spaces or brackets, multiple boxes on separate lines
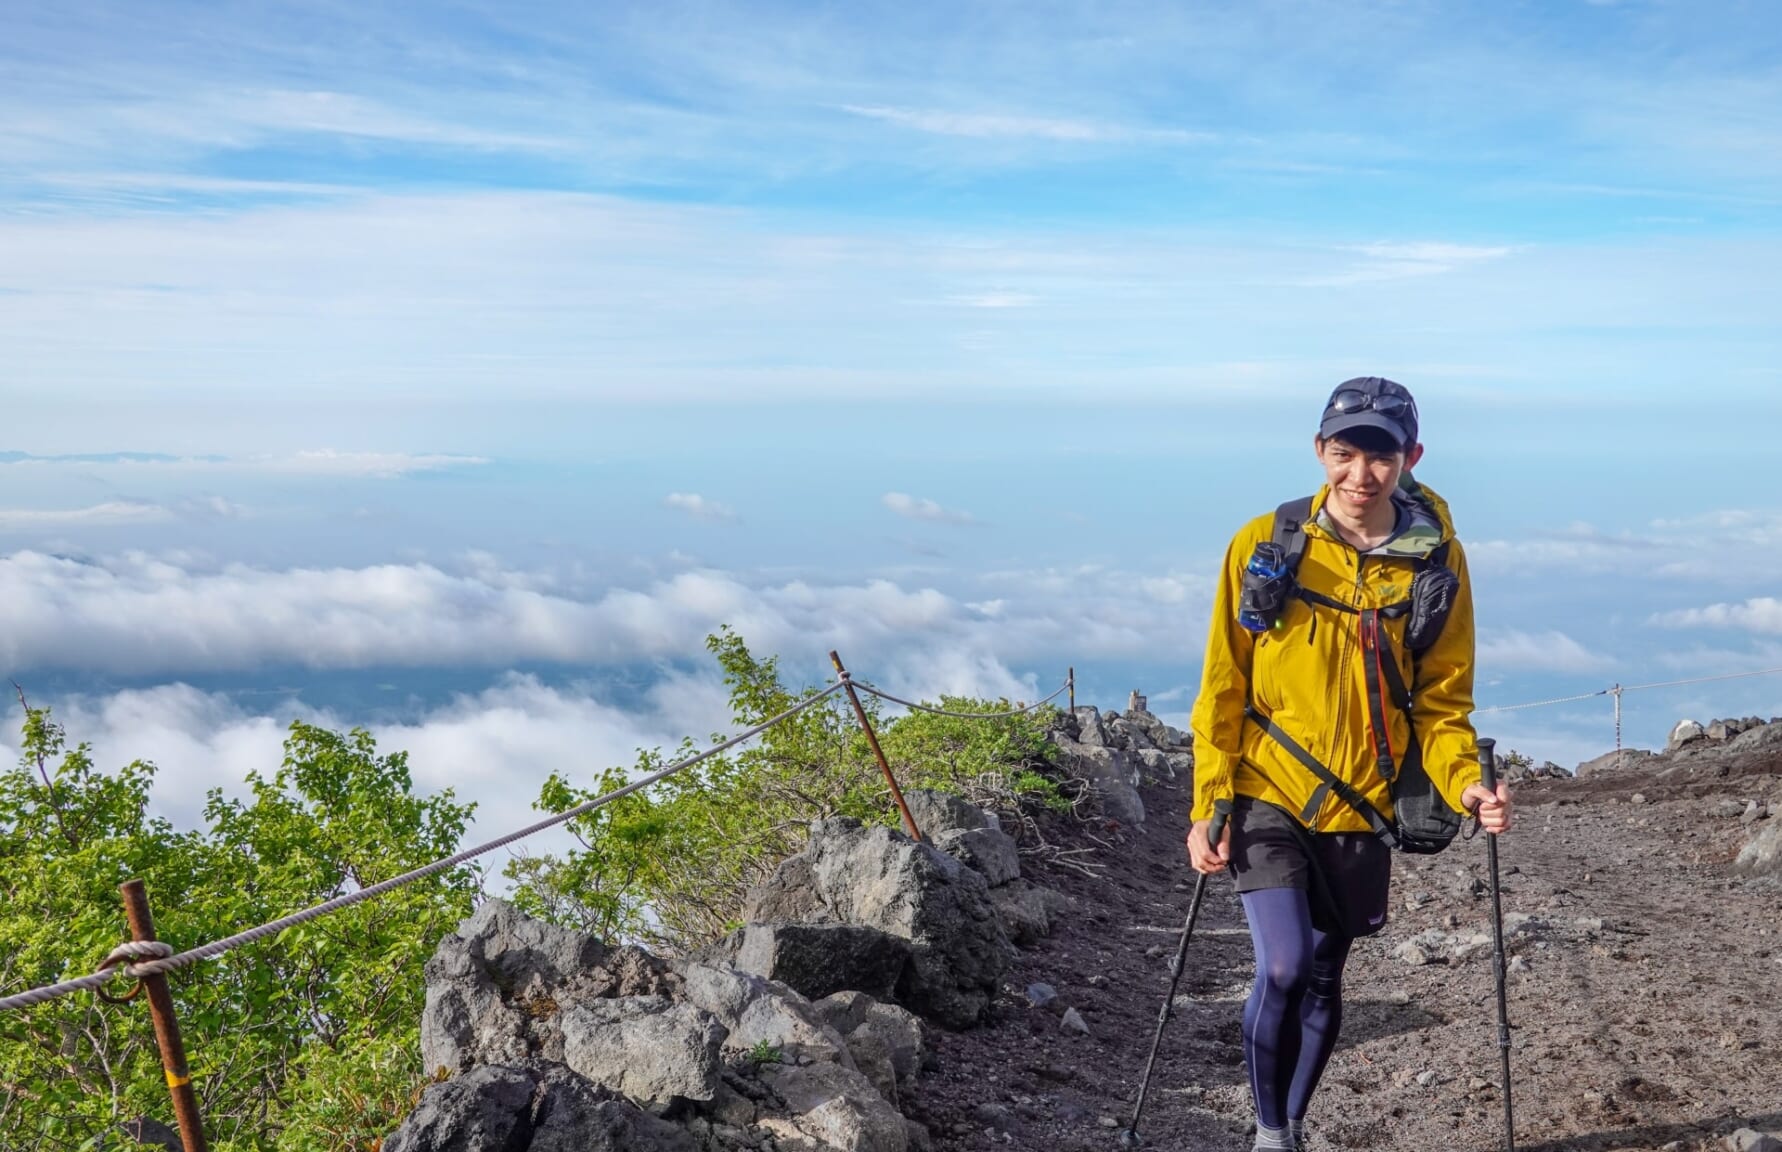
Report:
1187,377,1513,1152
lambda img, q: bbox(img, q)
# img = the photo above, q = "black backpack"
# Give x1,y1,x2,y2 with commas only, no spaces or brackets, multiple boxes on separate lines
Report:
1243,495,1464,854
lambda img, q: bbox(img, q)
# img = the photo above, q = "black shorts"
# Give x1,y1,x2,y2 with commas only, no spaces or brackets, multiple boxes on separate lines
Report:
1228,796,1392,938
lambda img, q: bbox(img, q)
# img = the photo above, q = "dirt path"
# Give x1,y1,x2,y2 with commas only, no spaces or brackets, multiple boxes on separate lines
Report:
908,762,1782,1152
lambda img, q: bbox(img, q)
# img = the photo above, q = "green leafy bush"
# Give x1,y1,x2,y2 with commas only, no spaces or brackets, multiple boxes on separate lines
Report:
0,712,475,1151
0,631,1074,1148
505,629,1074,952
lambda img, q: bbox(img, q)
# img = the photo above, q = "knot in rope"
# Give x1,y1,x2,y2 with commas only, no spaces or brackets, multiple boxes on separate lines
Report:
102,940,174,978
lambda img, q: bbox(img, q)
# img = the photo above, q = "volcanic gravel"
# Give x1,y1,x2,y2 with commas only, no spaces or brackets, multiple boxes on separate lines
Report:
905,751,1782,1152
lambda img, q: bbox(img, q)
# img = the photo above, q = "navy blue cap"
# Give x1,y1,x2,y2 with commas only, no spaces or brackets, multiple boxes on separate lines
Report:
1319,376,1419,450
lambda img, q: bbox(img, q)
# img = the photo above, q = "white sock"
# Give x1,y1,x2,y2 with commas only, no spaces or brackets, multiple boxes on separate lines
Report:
1289,1117,1307,1137
1255,1121,1295,1150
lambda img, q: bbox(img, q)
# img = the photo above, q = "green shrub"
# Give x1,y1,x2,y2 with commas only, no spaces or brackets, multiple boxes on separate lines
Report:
0,714,475,1151
505,629,1076,953
0,631,1075,1147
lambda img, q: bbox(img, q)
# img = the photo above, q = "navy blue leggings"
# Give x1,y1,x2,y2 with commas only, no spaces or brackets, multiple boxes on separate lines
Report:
1240,887,1354,1128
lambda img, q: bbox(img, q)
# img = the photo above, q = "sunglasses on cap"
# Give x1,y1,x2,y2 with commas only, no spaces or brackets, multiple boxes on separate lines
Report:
1325,388,1414,421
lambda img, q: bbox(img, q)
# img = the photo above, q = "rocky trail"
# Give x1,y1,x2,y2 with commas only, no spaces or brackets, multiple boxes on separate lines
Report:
377,703,1782,1152
912,719,1782,1152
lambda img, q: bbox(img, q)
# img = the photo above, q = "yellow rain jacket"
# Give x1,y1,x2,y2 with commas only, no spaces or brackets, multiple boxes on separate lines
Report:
1190,481,1480,831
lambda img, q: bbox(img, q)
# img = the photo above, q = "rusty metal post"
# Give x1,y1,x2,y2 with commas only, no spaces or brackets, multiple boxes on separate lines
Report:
828,651,923,842
1068,666,1075,714
119,879,209,1152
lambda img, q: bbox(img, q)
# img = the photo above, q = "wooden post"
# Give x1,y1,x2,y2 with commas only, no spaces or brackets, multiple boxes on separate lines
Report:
828,651,923,842
119,880,209,1152
1068,666,1075,714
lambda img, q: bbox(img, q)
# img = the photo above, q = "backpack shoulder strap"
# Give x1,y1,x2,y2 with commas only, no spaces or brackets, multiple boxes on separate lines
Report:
1272,496,1316,574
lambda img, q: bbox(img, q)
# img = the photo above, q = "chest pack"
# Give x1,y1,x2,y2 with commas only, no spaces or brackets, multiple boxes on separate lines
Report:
1241,495,1464,854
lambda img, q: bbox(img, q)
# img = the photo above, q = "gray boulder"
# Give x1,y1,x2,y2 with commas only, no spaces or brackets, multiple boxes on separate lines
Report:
383,1064,696,1152
382,1065,538,1152
707,923,911,1002
421,900,676,1076
676,960,855,1066
1071,707,1111,747
989,880,1072,946
1108,716,1158,751
1049,735,1144,825
1728,723,1782,755
1667,719,1706,752
528,1066,698,1152
743,819,1010,1028
1134,747,1175,781
810,991,924,1108
758,1061,910,1152
1735,823,1782,878
933,826,1021,887
559,997,725,1107
1575,749,1655,778
901,789,986,837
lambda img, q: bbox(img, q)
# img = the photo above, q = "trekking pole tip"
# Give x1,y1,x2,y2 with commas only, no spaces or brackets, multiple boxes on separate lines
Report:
1117,1127,1142,1148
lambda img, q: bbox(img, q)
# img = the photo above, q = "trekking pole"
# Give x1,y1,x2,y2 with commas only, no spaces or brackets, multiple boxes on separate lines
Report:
1477,739,1516,1152
1118,798,1232,1149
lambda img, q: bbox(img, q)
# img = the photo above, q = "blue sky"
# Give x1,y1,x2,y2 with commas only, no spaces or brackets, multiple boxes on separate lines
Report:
5,0,1782,835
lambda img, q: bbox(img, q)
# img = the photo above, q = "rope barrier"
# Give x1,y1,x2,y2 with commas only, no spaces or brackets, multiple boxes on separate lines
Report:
850,677,1072,719
0,681,850,1014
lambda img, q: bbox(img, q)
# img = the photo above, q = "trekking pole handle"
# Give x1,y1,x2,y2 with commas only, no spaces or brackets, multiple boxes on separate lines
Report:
1208,798,1233,852
1478,738,1497,793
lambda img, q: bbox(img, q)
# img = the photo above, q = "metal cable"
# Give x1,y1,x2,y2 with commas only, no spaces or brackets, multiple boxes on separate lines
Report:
1617,665,1782,694
1475,688,1611,715
0,682,848,1014
850,677,1072,719
1476,664,1782,715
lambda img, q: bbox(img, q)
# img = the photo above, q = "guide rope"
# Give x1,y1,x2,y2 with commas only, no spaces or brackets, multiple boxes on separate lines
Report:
1,680,858,1012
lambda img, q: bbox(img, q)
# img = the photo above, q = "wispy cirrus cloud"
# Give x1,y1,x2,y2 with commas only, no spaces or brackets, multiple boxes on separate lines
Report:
839,104,1213,145
0,449,488,478
1293,241,1516,287
1477,628,1611,674
1651,597,1782,635
663,492,735,521
882,492,976,525
948,292,1039,309
0,501,171,528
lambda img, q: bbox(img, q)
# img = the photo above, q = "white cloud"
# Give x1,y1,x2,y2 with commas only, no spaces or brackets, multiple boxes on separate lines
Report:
0,674,731,859
0,501,171,528
1477,628,1611,674
0,550,1215,679
840,105,1211,145
1651,597,1782,634
664,492,735,521
882,493,976,525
